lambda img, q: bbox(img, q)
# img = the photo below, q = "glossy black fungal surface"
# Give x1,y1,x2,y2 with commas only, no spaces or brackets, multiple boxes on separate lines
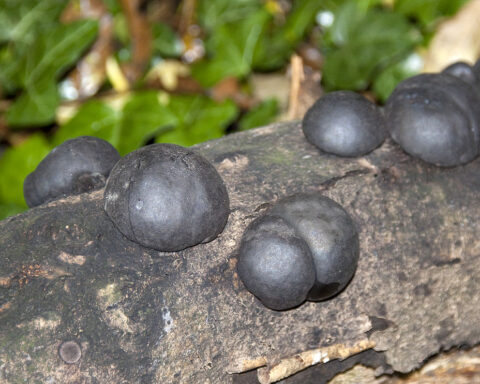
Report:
386,73,480,167
302,91,387,157
442,61,477,84
237,193,359,310
24,136,120,207
104,143,230,252
237,215,316,311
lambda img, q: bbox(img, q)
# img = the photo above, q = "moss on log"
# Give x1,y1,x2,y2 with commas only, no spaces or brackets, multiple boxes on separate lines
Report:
1,122,480,383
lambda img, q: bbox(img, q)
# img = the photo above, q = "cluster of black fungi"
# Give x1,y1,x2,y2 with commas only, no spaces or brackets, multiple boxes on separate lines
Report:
23,61,475,311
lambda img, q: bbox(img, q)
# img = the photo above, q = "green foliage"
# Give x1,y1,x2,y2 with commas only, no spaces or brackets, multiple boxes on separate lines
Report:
239,99,279,131
194,0,322,86
53,101,120,146
6,20,99,127
372,54,422,102
253,0,323,71
54,92,238,152
197,0,261,32
0,0,66,46
0,0,471,220
156,95,238,146
321,1,419,91
192,9,270,87
152,23,183,59
0,134,51,209
394,0,469,28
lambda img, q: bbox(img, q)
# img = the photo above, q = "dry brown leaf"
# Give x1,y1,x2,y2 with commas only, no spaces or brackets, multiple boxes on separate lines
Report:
423,0,480,72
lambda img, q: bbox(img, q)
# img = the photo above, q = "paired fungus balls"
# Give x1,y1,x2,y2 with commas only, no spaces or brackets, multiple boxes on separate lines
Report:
386,66,480,167
303,60,480,167
23,137,229,253
104,143,230,252
24,136,120,207
302,90,387,157
237,194,359,311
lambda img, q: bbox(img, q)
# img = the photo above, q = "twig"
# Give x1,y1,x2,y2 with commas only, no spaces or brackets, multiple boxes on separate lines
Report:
287,54,305,120
256,339,376,384
226,356,268,374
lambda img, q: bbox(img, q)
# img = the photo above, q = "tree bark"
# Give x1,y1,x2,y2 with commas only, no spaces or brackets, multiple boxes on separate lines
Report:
1,121,480,383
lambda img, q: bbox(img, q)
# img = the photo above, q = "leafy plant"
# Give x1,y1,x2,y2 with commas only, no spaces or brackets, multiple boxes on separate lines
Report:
0,0,471,220
320,1,419,93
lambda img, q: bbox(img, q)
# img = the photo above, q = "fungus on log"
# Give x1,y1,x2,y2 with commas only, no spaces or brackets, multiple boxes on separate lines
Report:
1,122,480,383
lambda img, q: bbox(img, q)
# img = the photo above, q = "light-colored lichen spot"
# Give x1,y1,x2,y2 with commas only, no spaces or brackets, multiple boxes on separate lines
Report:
162,307,174,333
17,312,61,331
218,155,249,173
97,283,122,309
97,283,134,334
58,251,86,265
108,308,134,333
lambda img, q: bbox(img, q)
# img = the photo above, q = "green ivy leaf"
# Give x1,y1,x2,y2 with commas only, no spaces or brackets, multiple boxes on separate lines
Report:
53,92,178,156
0,203,26,219
0,134,51,211
152,23,183,58
7,20,98,127
372,54,422,102
253,0,322,71
0,0,66,45
192,10,270,87
53,101,120,147
118,92,177,155
197,0,261,32
321,1,419,91
6,80,60,126
156,95,238,146
239,99,278,131
394,0,468,28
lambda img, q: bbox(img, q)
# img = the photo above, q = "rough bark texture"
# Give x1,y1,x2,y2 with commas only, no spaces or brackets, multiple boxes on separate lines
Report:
1,121,480,383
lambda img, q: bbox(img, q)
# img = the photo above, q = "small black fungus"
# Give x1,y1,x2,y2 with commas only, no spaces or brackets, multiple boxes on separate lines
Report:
58,340,82,364
24,136,120,207
237,215,316,311
104,143,230,252
302,91,387,157
386,73,480,166
442,61,477,84
237,194,359,311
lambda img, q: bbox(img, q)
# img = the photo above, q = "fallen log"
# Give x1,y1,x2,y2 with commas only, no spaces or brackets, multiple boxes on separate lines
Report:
1,121,479,383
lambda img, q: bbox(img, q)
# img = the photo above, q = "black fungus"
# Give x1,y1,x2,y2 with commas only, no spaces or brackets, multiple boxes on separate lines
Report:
385,73,480,166
237,194,359,310
237,215,316,311
442,61,477,84
104,143,230,252
24,136,120,207
302,91,387,157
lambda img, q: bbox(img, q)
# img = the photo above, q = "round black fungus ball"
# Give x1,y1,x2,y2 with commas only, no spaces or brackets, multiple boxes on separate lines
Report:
302,91,387,157
104,143,230,252
269,194,359,301
24,136,120,207
237,194,359,310
386,73,480,166
237,215,316,311
442,61,477,84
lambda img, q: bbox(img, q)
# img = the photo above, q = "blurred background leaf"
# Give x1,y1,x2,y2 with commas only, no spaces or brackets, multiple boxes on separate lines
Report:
0,0,476,219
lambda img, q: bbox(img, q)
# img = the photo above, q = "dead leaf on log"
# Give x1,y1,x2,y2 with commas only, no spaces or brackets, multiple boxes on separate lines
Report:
423,0,480,72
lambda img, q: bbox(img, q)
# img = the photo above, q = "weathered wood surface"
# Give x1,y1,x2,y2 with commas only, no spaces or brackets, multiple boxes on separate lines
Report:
1,121,480,383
